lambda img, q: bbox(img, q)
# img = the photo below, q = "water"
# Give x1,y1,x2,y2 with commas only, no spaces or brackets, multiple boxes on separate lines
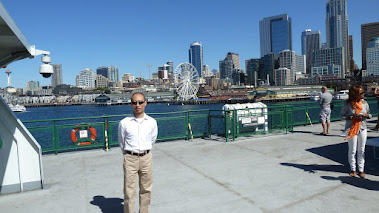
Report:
15,103,225,121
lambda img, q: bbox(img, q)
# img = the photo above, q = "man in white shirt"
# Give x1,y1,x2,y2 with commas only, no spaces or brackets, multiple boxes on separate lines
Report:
118,92,158,213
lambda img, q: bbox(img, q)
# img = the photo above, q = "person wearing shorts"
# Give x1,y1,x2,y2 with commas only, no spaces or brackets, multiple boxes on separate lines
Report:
319,86,333,135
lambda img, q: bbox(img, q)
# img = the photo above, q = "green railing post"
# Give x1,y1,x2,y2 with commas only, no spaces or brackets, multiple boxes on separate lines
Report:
233,109,237,141
103,116,111,150
281,106,285,131
103,116,106,147
224,110,228,142
291,105,295,133
285,106,288,134
107,117,112,150
208,110,211,138
185,111,189,140
53,120,58,155
188,112,192,141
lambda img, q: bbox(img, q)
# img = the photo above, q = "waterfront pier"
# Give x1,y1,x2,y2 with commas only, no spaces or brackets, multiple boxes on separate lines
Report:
1,120,379,212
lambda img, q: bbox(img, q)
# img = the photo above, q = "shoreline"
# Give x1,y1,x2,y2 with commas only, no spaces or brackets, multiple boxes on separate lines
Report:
22,96,312,108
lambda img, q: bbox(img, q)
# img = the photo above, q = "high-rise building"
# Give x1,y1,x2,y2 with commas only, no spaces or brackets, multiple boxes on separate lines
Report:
219,59,233,79
361,22,379,69
311,65,341,77
279,50,296,84
158,64,170,72
167,61,174,76
51,64,62,87
96,75,111,88
96,66,108,78
122,73,135,82
260,14,292,57
27,81,40,89
274,68,291,86
108,66,119,82
245,58,260,86
366,37,379,76
189,42,203,77
158,70,168,80
226,52,240,69
260,53,279,86
296,55,306,74
348,35,356,72
202,65,212,77
96,66,119,82
326,0,349,74
232,68,245,85
313,47,345,78
76,68,96,88
301,29,321,74
220,52,241,80
158,64,170,80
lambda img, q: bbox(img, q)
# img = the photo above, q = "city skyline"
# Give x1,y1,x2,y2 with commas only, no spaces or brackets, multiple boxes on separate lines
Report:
0,0,378,88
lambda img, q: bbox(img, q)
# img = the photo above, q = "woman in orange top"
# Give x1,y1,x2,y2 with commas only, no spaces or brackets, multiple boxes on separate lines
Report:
340,85,372,178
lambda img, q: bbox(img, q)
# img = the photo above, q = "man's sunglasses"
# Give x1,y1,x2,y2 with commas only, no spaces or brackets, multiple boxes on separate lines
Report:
132,101,145,105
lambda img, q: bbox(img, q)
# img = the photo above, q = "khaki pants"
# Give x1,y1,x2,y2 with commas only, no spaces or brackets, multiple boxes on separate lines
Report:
123,152,153,213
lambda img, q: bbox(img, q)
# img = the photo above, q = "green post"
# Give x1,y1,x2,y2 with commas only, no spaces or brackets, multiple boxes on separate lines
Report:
53,120,58,155
103,117,106,147
224,110,228,142
233,109,237,141
107,117,112,150
188,113,192,140
185,111,189,140
208,110,211,137
289,106,294,133
284,106,288,134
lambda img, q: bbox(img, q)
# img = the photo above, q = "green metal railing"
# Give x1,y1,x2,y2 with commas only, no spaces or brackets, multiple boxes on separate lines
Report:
23,98,378,154
274,97,378,126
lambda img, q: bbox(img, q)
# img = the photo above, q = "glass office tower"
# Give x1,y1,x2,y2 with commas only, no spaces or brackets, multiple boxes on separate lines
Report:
260,14,292,57
189,42,203,77
301,29,321,74
326,0,349,74
367,37,379,76
361,22,379,70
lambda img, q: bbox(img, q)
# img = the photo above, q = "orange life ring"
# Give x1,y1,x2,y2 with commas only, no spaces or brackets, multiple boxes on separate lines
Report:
70,125,97,145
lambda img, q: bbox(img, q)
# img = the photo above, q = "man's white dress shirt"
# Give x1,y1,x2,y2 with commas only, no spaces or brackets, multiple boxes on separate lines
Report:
118,113,158,153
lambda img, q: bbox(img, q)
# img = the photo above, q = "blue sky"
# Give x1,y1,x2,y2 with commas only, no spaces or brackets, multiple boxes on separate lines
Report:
1,0,378,88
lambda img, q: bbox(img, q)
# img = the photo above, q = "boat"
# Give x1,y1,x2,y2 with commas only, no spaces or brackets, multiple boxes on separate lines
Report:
334,90,349,100
9,104,26,112
309,94,320,101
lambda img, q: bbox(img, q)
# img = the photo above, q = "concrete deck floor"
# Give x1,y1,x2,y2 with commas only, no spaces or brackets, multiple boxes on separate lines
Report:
1,120,379,213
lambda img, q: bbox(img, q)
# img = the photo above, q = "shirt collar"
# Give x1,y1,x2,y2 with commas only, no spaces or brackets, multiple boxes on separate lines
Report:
131,113,148,121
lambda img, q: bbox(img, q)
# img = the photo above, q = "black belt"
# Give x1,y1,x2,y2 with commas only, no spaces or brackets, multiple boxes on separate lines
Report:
125,150,150,157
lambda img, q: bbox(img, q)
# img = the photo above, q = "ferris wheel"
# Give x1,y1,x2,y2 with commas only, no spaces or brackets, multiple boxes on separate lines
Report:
174,62,199,101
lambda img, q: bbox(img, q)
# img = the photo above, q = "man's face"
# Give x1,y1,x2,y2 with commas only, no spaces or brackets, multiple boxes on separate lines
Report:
321,87,326,93
131,94,146,115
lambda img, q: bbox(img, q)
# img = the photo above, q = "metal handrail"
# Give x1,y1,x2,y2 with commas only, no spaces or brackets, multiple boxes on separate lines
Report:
23,98,378,155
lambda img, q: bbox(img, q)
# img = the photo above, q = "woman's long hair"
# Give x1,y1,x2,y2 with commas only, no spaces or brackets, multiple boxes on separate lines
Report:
347,85,363,103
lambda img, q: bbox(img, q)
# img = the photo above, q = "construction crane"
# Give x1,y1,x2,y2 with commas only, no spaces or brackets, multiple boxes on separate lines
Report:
146,64,153,80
